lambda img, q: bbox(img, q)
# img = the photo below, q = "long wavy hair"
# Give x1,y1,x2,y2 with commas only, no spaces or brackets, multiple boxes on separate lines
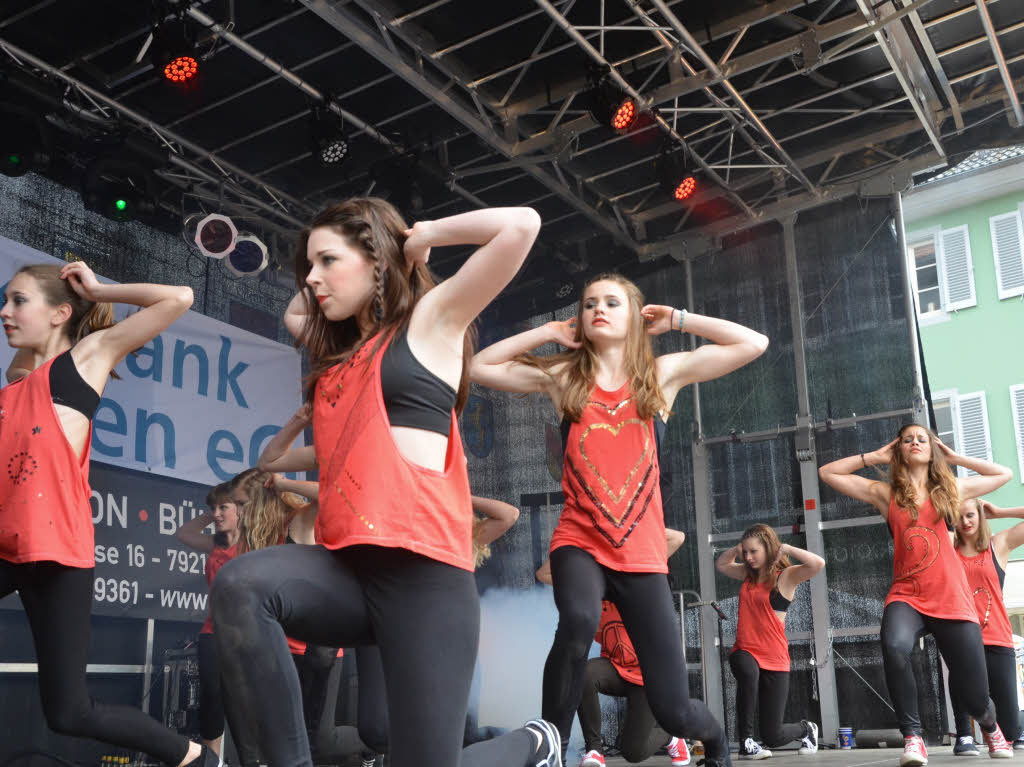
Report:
890,423,960,526
515,273,667,421
16,264,116,343
740,524,790,592
954,499,991,551
205,481,235,548
230,470,291,553
293,197,474,413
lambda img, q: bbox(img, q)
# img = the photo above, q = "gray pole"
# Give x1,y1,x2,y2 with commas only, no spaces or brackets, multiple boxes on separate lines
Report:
782,215,840,745
893,193,928,426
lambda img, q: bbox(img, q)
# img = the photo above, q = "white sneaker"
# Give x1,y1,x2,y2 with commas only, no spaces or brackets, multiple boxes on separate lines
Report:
798,721,819,755
741,738,773,760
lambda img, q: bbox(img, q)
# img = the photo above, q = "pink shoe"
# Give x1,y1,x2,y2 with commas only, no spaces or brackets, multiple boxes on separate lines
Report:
983,726,1013,759
668,737,691,767
901,735,928,766
580,750,605,767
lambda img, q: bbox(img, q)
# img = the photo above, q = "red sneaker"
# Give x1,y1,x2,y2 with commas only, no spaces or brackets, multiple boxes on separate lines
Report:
901,735,929,766
580,750,605,767
668,737,691,767
983,726,1013,759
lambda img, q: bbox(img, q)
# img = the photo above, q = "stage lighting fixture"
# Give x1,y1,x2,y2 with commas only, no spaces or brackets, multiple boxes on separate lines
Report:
656,149,698,202
224,235,268,277
0,103,52,178
194,213,238,259
82,156,157,223
149,18,200,86
582,74,639,132
310,106,349,167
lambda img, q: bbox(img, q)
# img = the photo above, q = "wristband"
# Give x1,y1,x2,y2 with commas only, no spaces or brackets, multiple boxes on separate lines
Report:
678,307,687,332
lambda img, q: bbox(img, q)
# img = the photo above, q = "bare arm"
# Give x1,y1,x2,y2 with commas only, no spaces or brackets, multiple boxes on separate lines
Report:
258,405,313,473
287,503,319,545
715,544,747,581
536,559,552,586
982,501,1024,567
666,528,686,558
5,348,32,382
62,262,192,388
818,440,895,516
776,543,825,597
283,291,313,341
646,307,768,405
174,512,216,554
942,442,1013,500
471,496,520,548
269,475,319,501
407,208,540,339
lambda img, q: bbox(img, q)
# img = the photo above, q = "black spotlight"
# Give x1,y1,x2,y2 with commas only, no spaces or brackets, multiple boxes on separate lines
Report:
82,155,157,223
149,16,200,87
656,149,698,202
194,213,237,259
581,65,639,132
310,105,349,167
225,235,268,277
0,102,52,178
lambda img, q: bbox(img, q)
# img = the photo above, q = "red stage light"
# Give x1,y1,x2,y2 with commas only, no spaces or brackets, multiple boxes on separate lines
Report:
611,99,637,130
163,56,198,83
674,177,697,201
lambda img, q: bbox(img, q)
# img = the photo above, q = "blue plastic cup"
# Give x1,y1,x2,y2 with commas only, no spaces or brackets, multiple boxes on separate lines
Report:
838,727,854,749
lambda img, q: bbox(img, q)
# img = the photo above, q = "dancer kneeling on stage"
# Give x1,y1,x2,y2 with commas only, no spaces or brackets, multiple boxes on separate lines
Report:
0,262,216,767
211,199,559,767
950,499,1024,756
819,424,1013,766
716,524,823,760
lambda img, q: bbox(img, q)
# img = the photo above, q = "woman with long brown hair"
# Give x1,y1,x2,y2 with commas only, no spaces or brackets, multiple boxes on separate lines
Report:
0,262,214,766
950,499,1024,755
819,424,1013,765
211,199,560,767
471,272,768,765
716,524,824,759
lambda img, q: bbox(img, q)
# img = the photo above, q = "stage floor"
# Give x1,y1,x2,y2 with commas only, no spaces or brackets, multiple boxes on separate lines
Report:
601,745,982,767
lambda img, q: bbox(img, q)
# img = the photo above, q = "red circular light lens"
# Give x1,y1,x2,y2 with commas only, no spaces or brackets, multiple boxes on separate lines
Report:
612,99,636,130
164,56,198,83
674,177,696,201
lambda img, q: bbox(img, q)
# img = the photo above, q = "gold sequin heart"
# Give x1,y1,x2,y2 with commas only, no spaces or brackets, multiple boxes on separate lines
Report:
894,525,939,581
579,419,650,517
972,586,993,627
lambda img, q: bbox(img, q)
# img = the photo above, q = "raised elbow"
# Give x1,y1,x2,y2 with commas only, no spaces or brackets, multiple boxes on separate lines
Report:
753,332,769,355
175,286,195,312
514,207,542,238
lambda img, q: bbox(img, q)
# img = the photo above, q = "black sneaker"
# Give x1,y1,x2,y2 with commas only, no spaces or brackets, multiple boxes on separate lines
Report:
1013,740,1024,752
739,738,772,761
525,719,563,767
953,736,980,757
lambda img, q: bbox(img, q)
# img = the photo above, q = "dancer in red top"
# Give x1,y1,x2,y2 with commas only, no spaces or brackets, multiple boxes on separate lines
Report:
538,529,690,767
716,524,824,760
950,499,1024,755
472,272,768,764
0,262,213,767
210,199,560,767
819,424,1013,765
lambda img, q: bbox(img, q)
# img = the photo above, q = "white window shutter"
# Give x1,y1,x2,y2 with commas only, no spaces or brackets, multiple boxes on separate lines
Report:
990,212,1024,299
956,392,992,478
939,226,975,310
1011,385,1024,485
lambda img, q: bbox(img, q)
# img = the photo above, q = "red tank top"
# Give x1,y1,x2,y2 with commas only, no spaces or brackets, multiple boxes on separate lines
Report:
0,354,94,568
732,579,791,671
885,496,977,622
550,382,667,573
596,601,644,686
956,544,1013,648
312,332,474,571
201,543,238,634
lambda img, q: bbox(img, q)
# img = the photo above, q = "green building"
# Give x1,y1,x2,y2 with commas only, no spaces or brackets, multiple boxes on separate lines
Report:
903,147,1024,625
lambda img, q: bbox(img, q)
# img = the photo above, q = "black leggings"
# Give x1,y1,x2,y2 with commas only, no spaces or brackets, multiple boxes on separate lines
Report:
211,543,541,767
197,634,225,741
728,650,808,747
881,601,997,737
542,546,723,750
0,560,191,765
953,646,1020,741
578,656,670,762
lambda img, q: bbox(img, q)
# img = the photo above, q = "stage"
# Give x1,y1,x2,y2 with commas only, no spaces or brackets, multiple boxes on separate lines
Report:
602,746,976,767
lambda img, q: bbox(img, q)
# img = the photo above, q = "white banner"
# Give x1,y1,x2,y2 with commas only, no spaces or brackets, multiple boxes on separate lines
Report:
1,233,304,486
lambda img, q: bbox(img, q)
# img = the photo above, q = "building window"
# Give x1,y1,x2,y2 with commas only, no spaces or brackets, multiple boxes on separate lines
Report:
990,210,1024,300
931,390,992,478
906,225,976,323
1012,384,1024,485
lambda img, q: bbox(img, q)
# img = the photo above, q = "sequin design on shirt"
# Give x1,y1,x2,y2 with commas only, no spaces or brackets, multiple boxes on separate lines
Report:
891,525,939,598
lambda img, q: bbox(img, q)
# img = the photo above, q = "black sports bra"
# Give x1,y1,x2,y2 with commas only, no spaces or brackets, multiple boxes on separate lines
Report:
769,590,792,612
50,350,100,420
379,328,456,437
